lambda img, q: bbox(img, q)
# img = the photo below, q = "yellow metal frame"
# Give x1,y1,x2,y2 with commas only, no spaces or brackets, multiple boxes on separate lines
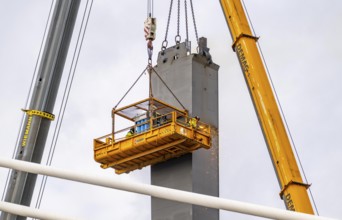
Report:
220,0,314,214
94,97,211,174
22,109,55,120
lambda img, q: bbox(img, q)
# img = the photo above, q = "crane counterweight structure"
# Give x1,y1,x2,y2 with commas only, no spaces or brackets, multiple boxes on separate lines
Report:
220,0,314,214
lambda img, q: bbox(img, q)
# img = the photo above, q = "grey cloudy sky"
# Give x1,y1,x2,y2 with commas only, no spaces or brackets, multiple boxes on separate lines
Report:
1,0,342,219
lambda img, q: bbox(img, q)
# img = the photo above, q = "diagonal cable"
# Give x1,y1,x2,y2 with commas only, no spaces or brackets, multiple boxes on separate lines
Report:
151,67,187,110
114,66,149,109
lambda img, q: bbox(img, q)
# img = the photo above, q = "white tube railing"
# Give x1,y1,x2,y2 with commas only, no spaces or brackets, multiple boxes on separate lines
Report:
0,158,337,220
0,201,79,220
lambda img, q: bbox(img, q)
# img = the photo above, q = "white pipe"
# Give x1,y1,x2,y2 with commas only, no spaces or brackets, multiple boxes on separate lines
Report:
0,158,336,220
0,201,79,220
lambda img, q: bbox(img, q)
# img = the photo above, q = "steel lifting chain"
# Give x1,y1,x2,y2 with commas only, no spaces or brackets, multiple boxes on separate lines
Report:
189,0,199,45
175,0,181,44
161,0,199,52
161,0,174,51
184,0,189,42
184,0,190,52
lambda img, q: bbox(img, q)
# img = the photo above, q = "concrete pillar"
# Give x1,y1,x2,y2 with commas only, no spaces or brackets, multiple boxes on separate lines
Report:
151,38,219,220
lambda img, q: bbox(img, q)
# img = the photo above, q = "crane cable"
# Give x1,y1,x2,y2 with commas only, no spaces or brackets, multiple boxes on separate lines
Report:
113,66,149,110
1,0,55,202
116,0,188,111
151,67,187,110
34,0,94,210
145,0,156,64
241,0,320,215
113,64,187,112
147,0,153,17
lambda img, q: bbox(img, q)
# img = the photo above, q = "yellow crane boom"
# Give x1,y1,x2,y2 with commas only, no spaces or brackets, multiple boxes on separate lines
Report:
220,0,314,214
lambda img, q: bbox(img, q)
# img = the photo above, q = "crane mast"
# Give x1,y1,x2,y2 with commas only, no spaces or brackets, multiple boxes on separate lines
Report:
220,0,314,214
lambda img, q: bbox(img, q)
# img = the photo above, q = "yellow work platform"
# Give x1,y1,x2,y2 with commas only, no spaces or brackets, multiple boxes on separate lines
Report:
94,98,211,174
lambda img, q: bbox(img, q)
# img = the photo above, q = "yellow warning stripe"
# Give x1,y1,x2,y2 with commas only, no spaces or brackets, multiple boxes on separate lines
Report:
22,109,55,121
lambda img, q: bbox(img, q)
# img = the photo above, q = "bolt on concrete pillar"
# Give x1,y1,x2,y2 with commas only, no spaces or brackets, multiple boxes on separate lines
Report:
151,37,220,220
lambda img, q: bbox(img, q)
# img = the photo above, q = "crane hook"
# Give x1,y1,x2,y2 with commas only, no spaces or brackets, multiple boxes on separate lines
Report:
145,0,156,64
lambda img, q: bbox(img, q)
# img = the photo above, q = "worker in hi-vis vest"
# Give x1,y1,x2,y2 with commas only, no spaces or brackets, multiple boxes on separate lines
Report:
126,128,134,137
189,116,200,129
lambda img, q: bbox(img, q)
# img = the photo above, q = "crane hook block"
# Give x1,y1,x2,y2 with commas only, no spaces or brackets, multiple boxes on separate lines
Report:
144,17,156,41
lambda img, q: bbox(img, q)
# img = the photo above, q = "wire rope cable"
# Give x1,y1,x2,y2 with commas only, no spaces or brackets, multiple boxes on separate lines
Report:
241,0,320,215
147,0,150,17
147,0,153,17
114,66,149,110
1,0,55,202
114,64,187,112
34,0,94,210
151,67,187,110
151,0,154,17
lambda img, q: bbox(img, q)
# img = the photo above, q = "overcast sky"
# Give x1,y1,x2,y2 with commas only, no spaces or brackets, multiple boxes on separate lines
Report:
1,0,342,219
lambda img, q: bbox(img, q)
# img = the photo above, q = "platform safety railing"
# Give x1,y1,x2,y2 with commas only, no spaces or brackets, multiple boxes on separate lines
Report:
94,111,211,150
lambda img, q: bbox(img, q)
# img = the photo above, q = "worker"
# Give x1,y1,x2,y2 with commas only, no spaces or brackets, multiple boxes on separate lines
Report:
153,111,161,127
126,128,134,137
189,116,200,129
